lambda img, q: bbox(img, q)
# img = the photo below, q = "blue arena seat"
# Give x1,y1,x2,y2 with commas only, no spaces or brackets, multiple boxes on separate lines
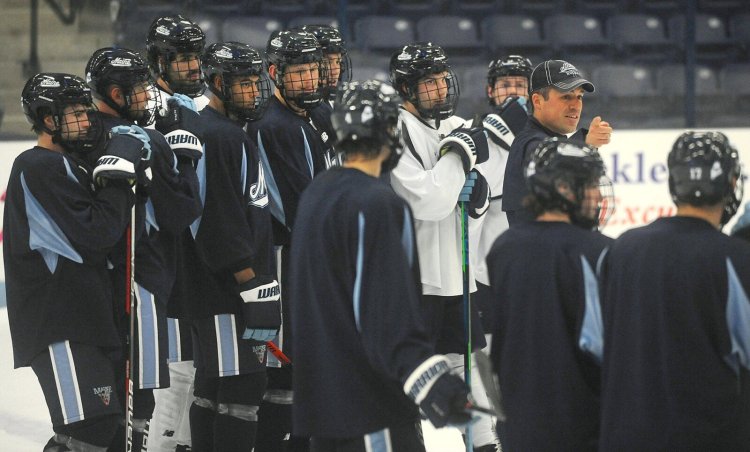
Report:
416,16,483,54
222,16,284,48
668,13,742,62
354,15,416,52
481,15,546,58
607,14,677,61
543,14,609,60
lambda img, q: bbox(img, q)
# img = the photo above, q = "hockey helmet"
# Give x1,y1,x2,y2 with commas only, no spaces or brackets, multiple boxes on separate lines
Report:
389,42,459,121
487,55,533,108
525,137,614,229
202,42,273,121
266,30,324,110
22,73,100,153
146,15,206,97
668,131,743,226
298,25,352,102
85,47,161,126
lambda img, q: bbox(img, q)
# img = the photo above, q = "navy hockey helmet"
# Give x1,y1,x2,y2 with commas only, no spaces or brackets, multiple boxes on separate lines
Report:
266,30,324,110
146,15,206,97
299,24,352,102
389,42,459,121
22,73,100,153
331,80,402,169
668,131,743,226
202,42,273,121
85,47,161,126
525,137,614,229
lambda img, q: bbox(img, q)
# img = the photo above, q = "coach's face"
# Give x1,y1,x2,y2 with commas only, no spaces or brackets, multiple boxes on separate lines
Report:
533,86,584,135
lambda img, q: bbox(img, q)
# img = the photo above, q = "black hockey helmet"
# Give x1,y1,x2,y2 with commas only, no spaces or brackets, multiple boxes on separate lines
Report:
668,131,743,226
85,47,161,126
331,79,402,169
298,24,352,102
202,42,273,122
525,137,614,229
266,29,324,110
22,73,100,153
487,55,533,85
389,42,459,120
146,15,206,97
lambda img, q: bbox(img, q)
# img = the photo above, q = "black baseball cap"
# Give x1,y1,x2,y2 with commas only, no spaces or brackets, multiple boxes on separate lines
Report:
530,60,595,94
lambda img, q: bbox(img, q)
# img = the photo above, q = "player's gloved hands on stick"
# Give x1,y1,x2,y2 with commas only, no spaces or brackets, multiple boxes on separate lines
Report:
156,97,203,165
459,170,490,219
405,356,472,429
439,126,489,174
238,276,281,342
93,125,153,189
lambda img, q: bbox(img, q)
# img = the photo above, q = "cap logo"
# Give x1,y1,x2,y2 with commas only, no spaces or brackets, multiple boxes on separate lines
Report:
39,76,60,88
215,48,233,59
397,50,412,61
270,38,282,48
110,57,132,67
156,25,170,35
559,62,580,76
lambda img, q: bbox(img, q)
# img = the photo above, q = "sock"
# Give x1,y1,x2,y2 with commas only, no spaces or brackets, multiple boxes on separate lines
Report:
189,403,215,452
254,401,291,452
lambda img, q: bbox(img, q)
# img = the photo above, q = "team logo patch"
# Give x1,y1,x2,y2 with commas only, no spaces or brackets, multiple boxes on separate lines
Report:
321,131,329,142
110,57,132,67
93,385,113,406
270,38,282,48
252,345,266,363
710,161,723,180
215,48,233,59
397,50,412,61
39,76,61,88
155,25,170,35
559,62,580,76
249,162,269,208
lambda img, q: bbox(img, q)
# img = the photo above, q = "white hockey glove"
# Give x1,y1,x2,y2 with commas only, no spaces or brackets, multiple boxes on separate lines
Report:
439,126,489,174
238,276,281,342
404,355,472,428
459,170,490,219
156,97,203,165
93,125,153,188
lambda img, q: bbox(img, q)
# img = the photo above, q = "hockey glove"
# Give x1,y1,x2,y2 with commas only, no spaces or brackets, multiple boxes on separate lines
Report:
439,126,489,174
459,170,490,219
404,355,472,429
482,113,514,150
93,126,153,188
238,276,281,342
169,93,198,112
156,97,203,164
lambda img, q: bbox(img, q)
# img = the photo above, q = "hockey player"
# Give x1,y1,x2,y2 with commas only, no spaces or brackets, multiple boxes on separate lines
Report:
144,14,208,452
388,41,496,452
599,131,750,450
84,46,203,451
289,78,473,452
502,59,613,225
180,41,278,452
5,73,148,451
486,55,533,133
486,137,614,451
245,29,330,452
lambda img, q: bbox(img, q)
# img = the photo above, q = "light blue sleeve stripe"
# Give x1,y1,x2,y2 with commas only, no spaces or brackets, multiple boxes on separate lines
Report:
50,342,83,423
256,131,287,226
217,314,238,376
725,258,750,373
353,212,365,333
241,143,248,197
365,428,392,452
189,143,207,238
401,205,414,268
578,255,604,363
145,198,159,233
137,286,158,389
301,127,315,178
62,158,78,184
21,172,82,273
167,318,179,363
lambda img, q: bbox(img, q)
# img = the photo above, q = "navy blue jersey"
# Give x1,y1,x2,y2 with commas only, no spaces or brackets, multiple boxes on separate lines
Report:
245,96,331,246
309,102,340,168
290,167,432,437
93,112,202,303
487,221,612,451
172,106,274,319
600,216,750,450
502,118,587,224
4,146,134,367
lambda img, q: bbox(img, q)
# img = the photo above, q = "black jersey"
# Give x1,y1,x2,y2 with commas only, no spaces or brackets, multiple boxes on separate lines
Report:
487,221,612,451
172,106,273,319
245,96,330,246
93,112,202,302
4,146,134,367
289,167,433,437
600,216,750,450
309,101,340,169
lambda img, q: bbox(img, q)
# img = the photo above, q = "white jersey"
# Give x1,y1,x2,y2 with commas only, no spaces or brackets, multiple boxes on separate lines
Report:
390,108,479,297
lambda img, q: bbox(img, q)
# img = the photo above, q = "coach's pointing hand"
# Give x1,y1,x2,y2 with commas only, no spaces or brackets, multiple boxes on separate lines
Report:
585,116,612,148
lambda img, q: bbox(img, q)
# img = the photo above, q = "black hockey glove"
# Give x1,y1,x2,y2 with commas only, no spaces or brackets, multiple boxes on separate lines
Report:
459,170,490,219
482,113,514,150
404,356,472,429
439,126,489,174
156,95,203,165
238,276,281,342
93,125,152,189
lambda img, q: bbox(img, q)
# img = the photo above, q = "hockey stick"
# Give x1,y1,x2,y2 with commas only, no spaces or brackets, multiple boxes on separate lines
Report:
125,190,136,452
266,341,292,367
459,199,473,452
